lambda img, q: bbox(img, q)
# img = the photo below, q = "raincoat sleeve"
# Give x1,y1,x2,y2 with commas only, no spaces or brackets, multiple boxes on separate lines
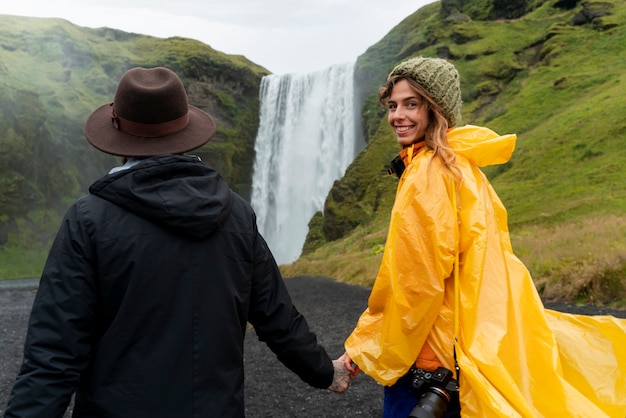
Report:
344,153,458,386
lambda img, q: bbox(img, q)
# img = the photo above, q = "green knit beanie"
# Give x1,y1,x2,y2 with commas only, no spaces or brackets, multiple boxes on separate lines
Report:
388,57,462,127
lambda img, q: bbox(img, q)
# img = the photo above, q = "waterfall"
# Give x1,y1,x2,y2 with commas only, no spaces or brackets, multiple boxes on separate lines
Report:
251,62,360,265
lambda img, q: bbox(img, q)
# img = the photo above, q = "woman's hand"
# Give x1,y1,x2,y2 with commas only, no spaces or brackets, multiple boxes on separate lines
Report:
338,351,360,379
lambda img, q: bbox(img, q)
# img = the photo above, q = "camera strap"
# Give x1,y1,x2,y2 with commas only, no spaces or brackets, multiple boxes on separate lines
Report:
451,179,461,383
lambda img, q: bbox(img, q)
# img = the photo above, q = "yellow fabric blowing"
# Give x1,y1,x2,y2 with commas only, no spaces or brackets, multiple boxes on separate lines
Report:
344,125,626,417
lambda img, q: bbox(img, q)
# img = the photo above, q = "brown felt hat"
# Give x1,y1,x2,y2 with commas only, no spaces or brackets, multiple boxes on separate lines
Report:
84,67,216,157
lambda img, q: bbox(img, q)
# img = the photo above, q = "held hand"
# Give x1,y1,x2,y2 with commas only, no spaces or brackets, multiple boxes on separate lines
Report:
338,351,360,379
327,359,351,394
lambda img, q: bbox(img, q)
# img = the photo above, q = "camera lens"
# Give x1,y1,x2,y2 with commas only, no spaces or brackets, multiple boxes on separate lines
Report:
408,387,450,418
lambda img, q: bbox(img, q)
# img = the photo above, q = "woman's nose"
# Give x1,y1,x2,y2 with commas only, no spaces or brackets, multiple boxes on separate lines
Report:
391,107,406,120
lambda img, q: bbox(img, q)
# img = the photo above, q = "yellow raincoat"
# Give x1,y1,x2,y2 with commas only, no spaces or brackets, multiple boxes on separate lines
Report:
344,125,626,417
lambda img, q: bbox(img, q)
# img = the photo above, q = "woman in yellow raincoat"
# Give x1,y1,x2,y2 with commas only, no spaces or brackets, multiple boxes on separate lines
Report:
339,57,626,417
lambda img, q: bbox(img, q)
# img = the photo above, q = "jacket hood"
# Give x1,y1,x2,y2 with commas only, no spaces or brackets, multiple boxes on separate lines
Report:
447,125,517,167
89,154,232,239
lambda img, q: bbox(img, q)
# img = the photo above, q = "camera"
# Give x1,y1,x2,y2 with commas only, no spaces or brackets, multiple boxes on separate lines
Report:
408,367,459,418
388,155,405,178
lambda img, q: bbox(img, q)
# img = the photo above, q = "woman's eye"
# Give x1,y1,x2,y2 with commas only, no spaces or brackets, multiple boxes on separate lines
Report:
388,103,397,110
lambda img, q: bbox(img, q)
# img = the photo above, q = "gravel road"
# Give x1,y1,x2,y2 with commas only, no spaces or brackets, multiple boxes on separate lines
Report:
1,276,624,417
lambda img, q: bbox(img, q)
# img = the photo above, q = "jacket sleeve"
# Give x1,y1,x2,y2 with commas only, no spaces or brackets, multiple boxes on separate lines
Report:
247,230,334,389
5,200,97,418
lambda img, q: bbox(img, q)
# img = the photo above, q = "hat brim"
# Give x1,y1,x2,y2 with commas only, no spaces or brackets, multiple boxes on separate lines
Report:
84,104,216,157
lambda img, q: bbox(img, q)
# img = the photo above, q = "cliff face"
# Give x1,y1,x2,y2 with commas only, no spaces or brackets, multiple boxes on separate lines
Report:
441,0,534,20
440,0,616,28
296,0,626,303
312,0,625,246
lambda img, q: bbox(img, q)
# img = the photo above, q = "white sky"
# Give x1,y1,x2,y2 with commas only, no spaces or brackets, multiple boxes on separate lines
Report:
0,0,435,74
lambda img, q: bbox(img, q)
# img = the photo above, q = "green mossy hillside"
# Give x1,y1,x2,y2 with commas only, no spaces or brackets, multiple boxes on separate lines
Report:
287,0,626,305
0,15,269,278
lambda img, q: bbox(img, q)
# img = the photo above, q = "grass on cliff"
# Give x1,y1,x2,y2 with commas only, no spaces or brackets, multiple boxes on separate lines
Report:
0,15,268,280
281,213,626,308
282,1,626,307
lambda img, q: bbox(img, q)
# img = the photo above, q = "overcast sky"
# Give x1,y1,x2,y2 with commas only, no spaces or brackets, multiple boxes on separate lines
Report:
0,0,434,74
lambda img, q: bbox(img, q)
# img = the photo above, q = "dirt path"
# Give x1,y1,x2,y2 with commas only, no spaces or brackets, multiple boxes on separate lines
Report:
1,276,624,417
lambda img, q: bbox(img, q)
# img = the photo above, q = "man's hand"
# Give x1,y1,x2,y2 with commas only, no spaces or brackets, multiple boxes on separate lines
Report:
327,359,351,394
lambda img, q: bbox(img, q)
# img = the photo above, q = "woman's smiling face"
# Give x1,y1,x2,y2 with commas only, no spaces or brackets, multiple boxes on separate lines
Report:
387,79,430,146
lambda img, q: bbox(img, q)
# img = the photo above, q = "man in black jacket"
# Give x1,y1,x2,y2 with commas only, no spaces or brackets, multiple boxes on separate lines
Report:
5,67,350,417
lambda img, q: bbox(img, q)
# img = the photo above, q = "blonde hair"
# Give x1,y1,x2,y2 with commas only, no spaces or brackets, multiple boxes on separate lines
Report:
379,75,462,183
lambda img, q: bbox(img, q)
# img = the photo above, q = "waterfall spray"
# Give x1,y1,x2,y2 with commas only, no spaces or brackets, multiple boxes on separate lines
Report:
251,63,360,265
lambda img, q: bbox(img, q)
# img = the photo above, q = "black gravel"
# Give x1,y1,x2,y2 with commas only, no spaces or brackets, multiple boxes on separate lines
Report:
1,276,624,417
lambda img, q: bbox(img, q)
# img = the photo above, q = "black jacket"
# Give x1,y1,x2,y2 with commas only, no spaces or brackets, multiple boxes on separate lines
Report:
5,155,333,418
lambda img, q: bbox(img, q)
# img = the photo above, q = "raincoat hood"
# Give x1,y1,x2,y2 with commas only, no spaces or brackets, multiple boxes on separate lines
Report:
89,154,232,239
447,124,516,167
